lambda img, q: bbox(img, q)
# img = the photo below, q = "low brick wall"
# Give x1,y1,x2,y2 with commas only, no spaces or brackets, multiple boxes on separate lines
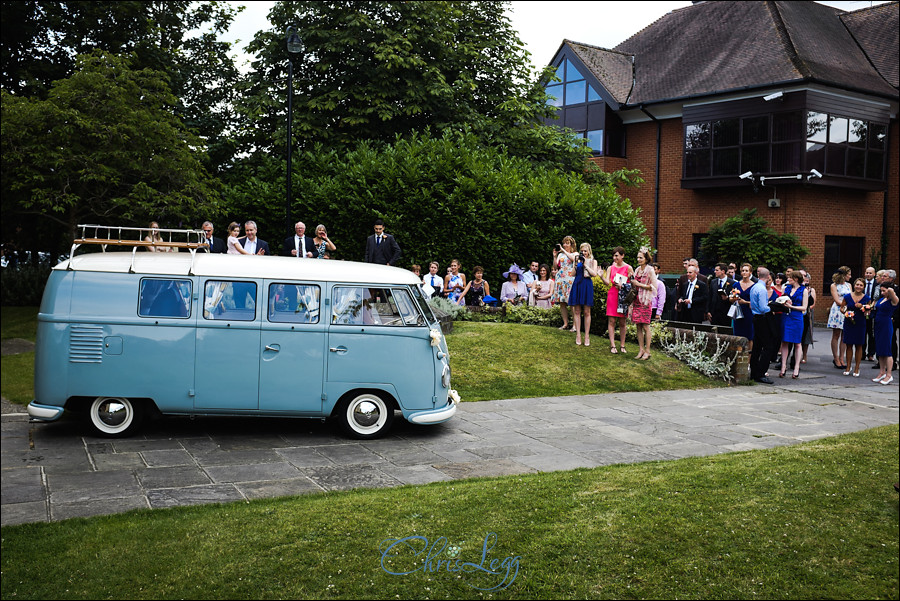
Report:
664,324,751,383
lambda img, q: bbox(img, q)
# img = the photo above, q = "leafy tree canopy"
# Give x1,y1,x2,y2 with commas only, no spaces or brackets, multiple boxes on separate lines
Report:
1,51,222,236
1,0,242,169
237,0,588,172
224,129,648,280
699,208,809,271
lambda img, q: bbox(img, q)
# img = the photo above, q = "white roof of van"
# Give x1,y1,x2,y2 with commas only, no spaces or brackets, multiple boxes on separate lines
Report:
57,252,421,285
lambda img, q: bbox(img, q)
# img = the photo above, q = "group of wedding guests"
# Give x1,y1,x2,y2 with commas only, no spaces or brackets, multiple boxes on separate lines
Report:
143,220,336,259
416,238,664,361
825,267,898,384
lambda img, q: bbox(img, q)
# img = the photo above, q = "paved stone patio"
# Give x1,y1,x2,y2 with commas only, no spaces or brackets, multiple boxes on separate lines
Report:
2,328,897,526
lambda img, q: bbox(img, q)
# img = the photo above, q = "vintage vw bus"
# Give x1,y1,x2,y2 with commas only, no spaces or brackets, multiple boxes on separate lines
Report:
27,226,457,438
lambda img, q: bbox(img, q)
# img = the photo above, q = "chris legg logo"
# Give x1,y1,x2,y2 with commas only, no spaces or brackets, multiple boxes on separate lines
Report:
379,532,520,591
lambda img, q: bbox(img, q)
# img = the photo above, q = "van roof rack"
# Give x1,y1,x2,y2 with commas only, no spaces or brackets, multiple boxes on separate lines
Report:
70,224,209,273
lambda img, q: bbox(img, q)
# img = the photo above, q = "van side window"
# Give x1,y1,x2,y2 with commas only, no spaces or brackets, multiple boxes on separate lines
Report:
332,287,409,326
268,283,320,323
392,288,425,326
139,279,191,318
203,280,257,321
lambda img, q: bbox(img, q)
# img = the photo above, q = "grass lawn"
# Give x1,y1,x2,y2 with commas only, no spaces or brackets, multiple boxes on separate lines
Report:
1,426,897,599
446,322,721,402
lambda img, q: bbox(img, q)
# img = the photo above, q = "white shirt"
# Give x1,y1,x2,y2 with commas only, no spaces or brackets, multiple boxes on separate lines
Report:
244,238,257,255
521,271,539,286
423,274,443,297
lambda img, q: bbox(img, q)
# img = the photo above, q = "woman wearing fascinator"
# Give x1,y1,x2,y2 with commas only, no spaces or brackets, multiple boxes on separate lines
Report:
630,247,658,360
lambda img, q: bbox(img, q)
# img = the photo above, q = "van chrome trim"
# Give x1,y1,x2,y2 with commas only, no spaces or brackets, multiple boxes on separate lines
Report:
407,401,457,425
27,402,64,421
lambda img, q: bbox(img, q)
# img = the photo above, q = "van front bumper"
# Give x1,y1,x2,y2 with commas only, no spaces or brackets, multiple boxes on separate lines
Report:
27,401,65,422
407,392,459,425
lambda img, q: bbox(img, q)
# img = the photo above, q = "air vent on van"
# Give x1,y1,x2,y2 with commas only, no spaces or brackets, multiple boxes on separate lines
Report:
69,325,104,363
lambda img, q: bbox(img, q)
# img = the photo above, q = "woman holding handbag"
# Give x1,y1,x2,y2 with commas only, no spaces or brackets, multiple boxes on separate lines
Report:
631,248,658,360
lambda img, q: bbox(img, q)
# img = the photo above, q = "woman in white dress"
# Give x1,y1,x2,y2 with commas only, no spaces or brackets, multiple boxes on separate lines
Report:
826,266,851,369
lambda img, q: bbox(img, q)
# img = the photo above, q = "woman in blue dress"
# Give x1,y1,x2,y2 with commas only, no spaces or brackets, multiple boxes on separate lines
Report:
778,272,808,378
872,282,898,385
564,243,600,346
731,263,755,344
839,278,870,377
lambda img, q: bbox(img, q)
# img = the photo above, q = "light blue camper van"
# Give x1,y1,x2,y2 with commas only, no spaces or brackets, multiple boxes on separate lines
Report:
27,227,457,438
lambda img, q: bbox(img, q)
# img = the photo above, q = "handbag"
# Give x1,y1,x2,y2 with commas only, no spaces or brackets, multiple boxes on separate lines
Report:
624,285,637,305
727,303,742,320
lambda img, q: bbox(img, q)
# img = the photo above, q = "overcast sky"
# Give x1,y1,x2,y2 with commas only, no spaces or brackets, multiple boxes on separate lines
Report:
219,1,888,74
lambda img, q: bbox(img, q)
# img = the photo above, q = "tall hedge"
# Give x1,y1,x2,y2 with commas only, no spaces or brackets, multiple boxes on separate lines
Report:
226,131,649,283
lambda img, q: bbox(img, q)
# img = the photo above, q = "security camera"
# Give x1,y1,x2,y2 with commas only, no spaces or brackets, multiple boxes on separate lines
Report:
739,171,754,180
809,169,822,179
763,91,783,101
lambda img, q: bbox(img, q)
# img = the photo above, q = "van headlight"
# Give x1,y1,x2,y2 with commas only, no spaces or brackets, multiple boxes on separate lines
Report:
441,364,451,388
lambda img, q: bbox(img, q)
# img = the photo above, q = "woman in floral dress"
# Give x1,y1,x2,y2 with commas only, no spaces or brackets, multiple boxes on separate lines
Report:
552,236,577,330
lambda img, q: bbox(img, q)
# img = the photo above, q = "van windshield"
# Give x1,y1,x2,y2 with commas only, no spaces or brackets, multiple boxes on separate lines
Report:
410,285,437,325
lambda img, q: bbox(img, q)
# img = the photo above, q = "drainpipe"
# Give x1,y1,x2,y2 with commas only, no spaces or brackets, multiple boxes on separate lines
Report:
638,104,662,253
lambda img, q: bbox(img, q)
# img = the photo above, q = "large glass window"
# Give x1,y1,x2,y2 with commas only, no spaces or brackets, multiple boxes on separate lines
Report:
139,279,191,318
685,110,886,181
268,283,320,323
203,281,257,321
331,287,422,326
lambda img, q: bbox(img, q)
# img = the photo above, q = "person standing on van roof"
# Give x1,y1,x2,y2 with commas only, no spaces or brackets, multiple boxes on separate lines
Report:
201,221,226,253
364,219,401,266
238,221,271,255
283,222,318,258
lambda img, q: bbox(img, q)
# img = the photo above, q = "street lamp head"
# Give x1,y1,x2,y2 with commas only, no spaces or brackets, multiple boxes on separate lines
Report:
286,27,302,54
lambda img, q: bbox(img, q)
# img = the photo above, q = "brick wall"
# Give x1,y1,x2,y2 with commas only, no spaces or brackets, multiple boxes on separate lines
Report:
615,118,900,280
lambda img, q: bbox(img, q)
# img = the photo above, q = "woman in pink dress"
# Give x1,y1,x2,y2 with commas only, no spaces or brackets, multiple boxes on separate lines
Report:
532,264,555,308
630,248,657,360
602,246,633,353
552,236,577,330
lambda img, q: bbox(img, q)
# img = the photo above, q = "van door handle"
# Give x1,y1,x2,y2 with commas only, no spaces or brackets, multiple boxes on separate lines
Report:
329,346,348,354
265,345,280,352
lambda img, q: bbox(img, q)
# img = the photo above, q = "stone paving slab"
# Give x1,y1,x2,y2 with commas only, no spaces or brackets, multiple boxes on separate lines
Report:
2,326,897,526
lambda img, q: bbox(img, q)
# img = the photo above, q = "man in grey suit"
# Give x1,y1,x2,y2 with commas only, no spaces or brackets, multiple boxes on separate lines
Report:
364,219,402,266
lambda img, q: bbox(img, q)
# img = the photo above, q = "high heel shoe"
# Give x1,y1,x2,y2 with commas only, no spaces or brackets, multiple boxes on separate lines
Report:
792,372,799,379
881,376,894,385
842,370,851,376
779,370,786,378
852,372,860,377
873,374,886,382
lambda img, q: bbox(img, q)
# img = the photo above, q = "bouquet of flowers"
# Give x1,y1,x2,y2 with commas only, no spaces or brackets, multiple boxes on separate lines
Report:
729,288,741,303
845,310,856,325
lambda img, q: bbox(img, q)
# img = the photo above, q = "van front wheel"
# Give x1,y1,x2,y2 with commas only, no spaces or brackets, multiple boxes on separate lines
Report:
88,397,143,437
338,392,395,439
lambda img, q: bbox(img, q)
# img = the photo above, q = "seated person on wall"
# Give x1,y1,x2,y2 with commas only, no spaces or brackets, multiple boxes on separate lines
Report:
500,264,528,305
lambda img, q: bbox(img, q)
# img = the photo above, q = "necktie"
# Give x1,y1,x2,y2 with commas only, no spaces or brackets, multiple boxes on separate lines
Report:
866,281,872,297
377,236,382,245
431,276,436,286
300,237,306,257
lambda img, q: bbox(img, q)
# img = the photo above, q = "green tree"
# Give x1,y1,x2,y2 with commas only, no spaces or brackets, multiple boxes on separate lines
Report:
236,0,587,172
1,51,222,241
0,1,242,170
699,208,809,271
224,130,648,280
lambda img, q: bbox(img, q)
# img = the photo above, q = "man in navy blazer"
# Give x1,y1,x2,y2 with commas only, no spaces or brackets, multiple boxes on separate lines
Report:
201,221,226,253
364,219,402,266
282,221,318,258
237,221,271,256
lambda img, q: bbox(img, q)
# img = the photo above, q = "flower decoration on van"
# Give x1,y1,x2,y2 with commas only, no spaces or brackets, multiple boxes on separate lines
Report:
448,389,461,405
430,328,443,347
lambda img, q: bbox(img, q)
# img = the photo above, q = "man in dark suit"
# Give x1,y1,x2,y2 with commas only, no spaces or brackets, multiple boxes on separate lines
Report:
282,222,318,258
676,266,708,323
706,262,735,326
675,258,708,301
201,221,226,253
238,221,271,256
364,219,401,266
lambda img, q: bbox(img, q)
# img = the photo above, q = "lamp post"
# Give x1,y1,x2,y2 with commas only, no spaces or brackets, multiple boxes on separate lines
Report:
285,26,302,233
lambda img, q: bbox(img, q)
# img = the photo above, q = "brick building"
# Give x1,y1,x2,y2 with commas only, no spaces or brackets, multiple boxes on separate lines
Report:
542,1,899,289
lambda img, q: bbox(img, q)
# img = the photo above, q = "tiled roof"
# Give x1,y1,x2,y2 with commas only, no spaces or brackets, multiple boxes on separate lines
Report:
565,41,634,104
840,2,899,89
566,1,898,106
